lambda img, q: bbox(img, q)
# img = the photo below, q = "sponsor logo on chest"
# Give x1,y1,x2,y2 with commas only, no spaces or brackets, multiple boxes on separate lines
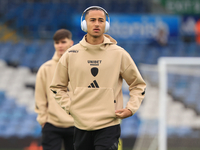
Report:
87,60,102,66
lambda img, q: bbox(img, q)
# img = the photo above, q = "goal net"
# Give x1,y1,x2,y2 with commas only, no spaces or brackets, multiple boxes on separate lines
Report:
133,57,200,150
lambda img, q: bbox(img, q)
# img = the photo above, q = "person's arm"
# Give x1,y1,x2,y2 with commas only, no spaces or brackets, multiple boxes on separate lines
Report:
50,54,71,114
115,51,146,119
35,66,48,127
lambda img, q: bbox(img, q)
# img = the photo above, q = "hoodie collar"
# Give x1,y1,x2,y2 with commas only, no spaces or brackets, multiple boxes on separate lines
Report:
52,52,60,62
79,34,117,50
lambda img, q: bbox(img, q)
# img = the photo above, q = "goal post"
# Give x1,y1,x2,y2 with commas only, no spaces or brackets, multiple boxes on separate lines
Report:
158,57,200,150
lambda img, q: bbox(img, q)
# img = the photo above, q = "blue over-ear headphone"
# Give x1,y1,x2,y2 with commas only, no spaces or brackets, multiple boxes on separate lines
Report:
81,6,110,33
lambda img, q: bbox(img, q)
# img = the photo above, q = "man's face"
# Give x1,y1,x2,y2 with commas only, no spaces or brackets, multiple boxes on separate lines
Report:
85,10,106,38
54,38,73,58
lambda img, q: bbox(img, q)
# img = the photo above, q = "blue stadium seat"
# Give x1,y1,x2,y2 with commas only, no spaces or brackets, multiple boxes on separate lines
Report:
0,91,5,103
0,42,13,61
172,76,189,100
130,44,146,64
173,42,186,57
184,42,197,57
167,127,177,137
0,121,7,135
144,47,159,64
176,126,193,137
168,73,177,90
121,113,141,137
7,42,26,66
33,123,42,138
159,46,173,57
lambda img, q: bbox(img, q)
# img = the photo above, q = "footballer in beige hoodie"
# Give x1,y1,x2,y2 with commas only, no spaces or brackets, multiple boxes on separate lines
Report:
35,29,74,150
50,6,146,150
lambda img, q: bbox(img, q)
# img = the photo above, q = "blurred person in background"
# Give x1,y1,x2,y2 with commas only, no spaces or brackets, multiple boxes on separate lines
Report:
155,25,168,46
154,23,169,47
50,6,146,150
150,22,169,47
181,17,196,43
195,19,200,44
35,29,74,150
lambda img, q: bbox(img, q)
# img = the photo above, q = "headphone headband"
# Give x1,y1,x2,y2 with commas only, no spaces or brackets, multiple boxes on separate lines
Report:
82,6,109,17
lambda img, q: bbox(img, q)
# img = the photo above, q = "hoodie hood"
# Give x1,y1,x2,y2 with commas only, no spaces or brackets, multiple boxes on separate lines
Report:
52,52,60,62
79,34,117,50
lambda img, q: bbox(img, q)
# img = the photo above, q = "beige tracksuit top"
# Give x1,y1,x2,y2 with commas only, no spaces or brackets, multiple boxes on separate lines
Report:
35,52,74,128
50,34,146,130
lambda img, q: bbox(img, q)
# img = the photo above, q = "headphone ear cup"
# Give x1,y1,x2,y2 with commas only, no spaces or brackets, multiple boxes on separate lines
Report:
81,20,87,32
104,21,110,33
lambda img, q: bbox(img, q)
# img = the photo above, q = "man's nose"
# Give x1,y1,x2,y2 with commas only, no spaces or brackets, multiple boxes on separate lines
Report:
58,43,63,47
95,20,100,26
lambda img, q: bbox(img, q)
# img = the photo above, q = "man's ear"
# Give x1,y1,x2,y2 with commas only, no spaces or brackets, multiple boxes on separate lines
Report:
70,40,74,47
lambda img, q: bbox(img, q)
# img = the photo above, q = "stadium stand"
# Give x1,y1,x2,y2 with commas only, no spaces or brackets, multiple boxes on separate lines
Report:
0,0,200,149
1,32,200,135
0,0,151,39
0,60,41,139
1,38,200,147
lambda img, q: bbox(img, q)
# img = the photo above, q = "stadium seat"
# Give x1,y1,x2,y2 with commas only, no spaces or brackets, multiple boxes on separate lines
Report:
144,47,159,64
0,42,13,61
121,113,141,137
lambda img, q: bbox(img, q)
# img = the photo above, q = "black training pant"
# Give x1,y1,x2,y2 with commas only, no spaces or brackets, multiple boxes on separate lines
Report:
74,124,120,150
42,122,74,150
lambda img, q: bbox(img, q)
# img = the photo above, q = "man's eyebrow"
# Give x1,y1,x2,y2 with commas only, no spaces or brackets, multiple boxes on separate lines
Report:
90,17,105,20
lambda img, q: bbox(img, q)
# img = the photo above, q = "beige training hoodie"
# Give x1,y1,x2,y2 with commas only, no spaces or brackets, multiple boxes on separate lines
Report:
50,35,146,130
35,52,74,128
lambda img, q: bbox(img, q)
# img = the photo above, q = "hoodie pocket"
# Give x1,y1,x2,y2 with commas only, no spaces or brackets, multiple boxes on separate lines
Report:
69,87,116,129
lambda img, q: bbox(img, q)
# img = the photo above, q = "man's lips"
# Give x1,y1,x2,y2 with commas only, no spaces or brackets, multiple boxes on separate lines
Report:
93,29,100,32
